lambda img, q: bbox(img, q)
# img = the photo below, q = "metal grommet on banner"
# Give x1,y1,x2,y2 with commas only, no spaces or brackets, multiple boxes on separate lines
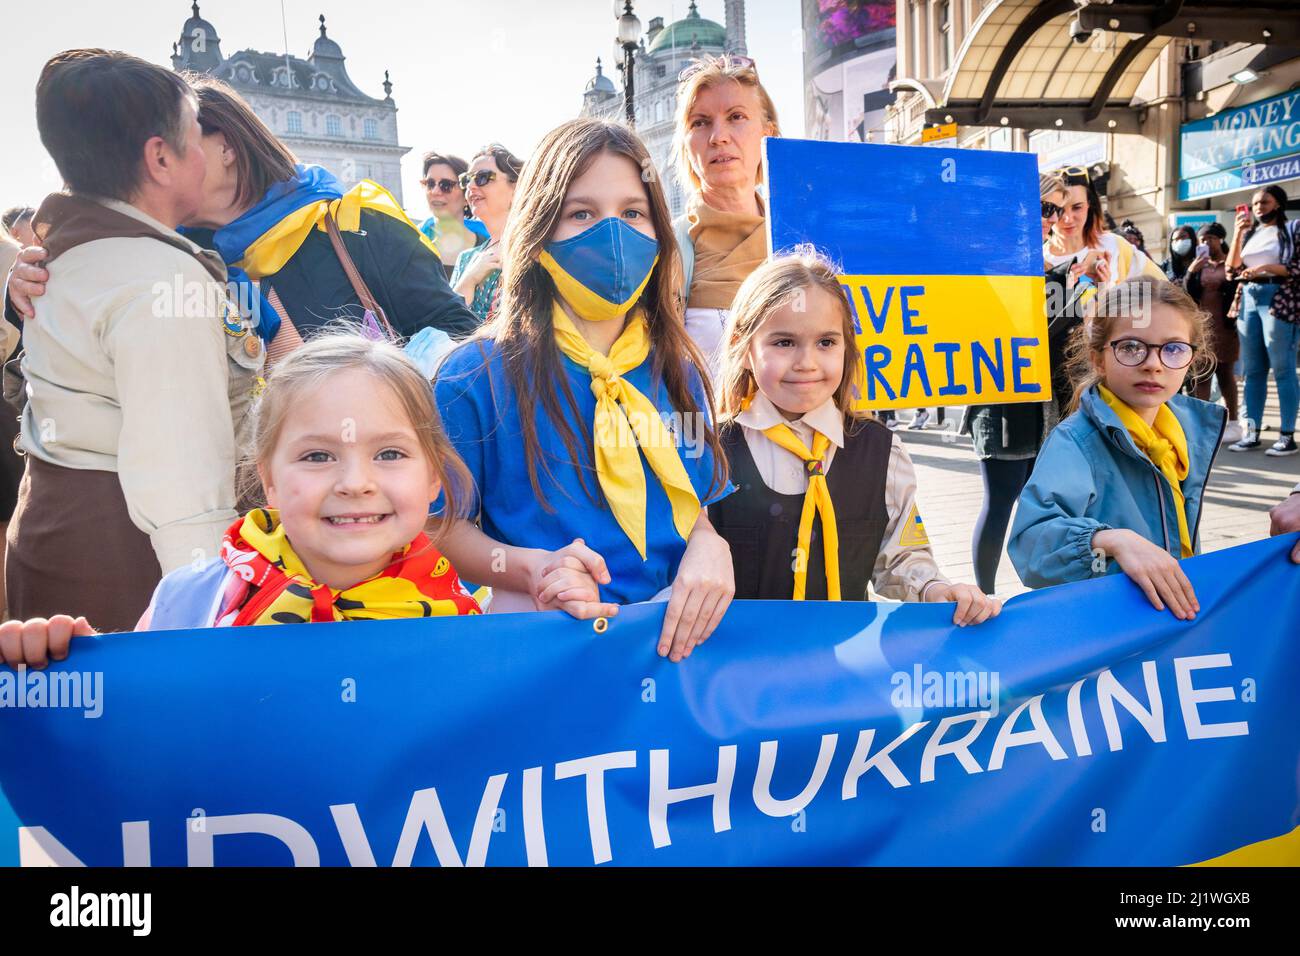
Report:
593,617,609,635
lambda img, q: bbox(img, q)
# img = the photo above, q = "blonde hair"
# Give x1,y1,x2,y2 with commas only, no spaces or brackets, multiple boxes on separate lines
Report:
672,55,780,195
240,328,473,542
1065,277,1214,414
717,245,865,421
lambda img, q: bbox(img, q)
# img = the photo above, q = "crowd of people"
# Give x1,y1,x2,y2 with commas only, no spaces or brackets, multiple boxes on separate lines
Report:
0,46,1297,673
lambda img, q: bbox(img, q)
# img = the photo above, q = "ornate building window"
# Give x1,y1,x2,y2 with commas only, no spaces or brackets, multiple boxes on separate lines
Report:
326,114,342,137
287,111,303,134
364,118,379,140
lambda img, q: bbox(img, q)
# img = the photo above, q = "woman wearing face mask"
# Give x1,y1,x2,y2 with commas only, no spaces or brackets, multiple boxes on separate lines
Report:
448,144,523,324
1162,225,1197,282
417,151,482,276
672,54,781,374
434,119,733,664
1225,185,1299,456
1183,222,1242,444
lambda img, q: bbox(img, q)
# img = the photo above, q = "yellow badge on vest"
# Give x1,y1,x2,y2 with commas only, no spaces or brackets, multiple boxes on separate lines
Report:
899,504,930,547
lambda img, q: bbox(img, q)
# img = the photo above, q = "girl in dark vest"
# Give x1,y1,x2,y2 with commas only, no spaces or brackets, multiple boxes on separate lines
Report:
709,248,1001,625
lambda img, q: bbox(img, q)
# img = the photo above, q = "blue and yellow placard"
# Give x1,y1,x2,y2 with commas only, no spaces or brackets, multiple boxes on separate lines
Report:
764,139,1049,411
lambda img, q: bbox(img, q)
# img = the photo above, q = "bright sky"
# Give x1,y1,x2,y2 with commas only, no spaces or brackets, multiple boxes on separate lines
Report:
0,0,806,217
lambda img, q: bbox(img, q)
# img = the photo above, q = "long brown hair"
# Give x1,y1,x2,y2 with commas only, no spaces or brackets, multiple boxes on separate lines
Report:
717,245,865,422
186,73,297,209
459,118,726,511
1064,277,1213,414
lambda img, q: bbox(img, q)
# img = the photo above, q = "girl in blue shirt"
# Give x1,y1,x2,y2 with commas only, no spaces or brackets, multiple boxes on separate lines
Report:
434,119,733,663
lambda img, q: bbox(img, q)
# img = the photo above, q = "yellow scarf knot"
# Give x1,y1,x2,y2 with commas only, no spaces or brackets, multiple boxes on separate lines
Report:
551,303,700,558
761,424,840,601
1098,385,1193,558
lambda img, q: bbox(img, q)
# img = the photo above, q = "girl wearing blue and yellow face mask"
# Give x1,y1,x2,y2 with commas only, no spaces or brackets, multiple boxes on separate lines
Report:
434,119,734,663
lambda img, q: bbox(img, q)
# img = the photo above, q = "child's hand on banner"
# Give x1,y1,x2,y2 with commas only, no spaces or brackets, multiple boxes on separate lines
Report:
930,583,1001,626
660,514,734,663
531,538,620,621
0,614,96,669
1092,529,1200,619
1267,491,1300,564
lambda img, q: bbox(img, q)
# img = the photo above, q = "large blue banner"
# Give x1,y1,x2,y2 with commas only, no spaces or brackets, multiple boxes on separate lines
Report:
1,535,1297,867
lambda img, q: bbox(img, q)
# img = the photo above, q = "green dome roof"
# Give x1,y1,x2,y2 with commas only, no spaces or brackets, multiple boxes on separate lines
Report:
647,1,726,53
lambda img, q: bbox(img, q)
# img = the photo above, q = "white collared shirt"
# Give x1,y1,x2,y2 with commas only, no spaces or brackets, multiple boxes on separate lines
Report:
733,394,950,602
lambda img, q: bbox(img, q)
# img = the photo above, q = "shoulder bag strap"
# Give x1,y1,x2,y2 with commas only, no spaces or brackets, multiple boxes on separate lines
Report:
324,211,399,339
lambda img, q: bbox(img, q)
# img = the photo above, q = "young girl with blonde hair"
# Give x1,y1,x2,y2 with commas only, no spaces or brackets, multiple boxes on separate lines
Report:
0,331,492,667
708,248,1000,625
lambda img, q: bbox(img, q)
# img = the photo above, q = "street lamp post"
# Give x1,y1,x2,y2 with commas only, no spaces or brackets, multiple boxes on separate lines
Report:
616,1,641,128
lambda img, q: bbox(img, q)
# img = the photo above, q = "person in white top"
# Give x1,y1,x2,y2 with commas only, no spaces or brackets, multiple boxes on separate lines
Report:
1043,166,1164,283
1225,185,1299,456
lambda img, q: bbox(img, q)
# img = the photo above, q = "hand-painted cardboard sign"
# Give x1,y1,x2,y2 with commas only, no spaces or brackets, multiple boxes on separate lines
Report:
765,139,1049,411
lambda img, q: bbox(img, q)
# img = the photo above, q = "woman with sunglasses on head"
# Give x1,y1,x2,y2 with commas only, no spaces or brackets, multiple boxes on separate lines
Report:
1044,166,1163,285
449,144,523,324
671,54,780,375
417,151,482,276
959,173,1095,593
1224,185,1300,456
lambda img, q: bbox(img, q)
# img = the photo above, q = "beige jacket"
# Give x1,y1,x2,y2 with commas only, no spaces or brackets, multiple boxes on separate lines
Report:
733,393,951,602
19,196,263,572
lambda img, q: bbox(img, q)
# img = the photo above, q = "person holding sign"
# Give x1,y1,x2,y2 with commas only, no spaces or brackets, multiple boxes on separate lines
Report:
671,54,780,373
1009,279,1228,617
708,249,1000,626
434,119,734,664
1044,166,1162,284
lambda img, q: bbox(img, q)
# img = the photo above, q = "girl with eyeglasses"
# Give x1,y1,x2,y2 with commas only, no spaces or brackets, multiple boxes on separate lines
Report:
1044,166,1164,285
448,144,524,324
1009,278,1228,617
417,151,480,275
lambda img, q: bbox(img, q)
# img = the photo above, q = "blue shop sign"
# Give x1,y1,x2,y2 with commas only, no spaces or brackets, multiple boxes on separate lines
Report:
1179,89,1300,200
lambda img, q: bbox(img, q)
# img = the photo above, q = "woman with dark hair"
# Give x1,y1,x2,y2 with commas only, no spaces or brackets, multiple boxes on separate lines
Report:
1161,224,1197,282
448,144,523,324
1182,221,1242,444
417,151,482,274
1044,166,1163,283
1225,184,1299,456
7,76,478,366
1,207,36,247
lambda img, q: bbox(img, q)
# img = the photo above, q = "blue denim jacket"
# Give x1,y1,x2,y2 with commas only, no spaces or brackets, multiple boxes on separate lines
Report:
1008,385,1226,589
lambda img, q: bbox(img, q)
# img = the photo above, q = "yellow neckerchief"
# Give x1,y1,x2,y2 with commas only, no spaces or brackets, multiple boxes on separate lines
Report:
550,302,700,558
232,510,474,623
760,422,841,601
236,180,439,279
1098,385,1193,557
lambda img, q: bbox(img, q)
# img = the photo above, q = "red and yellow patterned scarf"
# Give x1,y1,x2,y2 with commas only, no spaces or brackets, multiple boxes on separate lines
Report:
216,509,481,626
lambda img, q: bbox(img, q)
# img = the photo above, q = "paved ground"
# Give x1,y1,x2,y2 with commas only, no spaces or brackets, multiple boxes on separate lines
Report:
896,382,1299,598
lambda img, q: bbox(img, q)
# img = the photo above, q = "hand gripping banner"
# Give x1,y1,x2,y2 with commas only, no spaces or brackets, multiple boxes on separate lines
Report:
1,535,1297,867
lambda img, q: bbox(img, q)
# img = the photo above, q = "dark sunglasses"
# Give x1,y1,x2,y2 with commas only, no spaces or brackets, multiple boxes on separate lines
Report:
1109,338,1196,370
459,170,499,190
420,177,459,193
678,54,756,82
1041,200,1063,219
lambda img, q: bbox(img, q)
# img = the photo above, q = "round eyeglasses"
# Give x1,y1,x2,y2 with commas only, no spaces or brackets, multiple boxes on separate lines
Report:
1108,338,1196,369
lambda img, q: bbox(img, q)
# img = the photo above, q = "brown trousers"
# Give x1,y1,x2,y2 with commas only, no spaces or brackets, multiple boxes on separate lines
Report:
6,455,160,632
